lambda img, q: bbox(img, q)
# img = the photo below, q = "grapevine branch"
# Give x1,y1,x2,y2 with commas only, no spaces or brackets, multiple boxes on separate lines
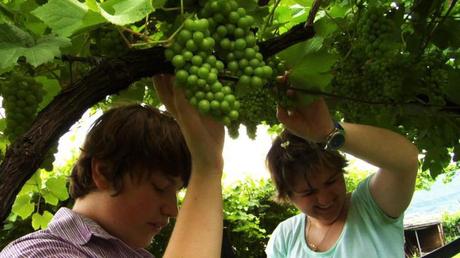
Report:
258,0,321,57
419,0,458,55
61,55,102,65
288,86,460,111
0,0,323,224
306,0,322,28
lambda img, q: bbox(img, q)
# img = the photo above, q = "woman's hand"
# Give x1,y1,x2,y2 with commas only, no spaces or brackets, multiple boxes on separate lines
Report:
153,74,225,173
277,97,334,143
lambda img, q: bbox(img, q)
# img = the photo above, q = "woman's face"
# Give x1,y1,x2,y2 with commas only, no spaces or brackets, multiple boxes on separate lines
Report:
288,166,347,225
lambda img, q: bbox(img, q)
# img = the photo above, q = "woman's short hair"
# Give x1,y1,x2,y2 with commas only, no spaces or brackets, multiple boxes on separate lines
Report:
266,130,347,202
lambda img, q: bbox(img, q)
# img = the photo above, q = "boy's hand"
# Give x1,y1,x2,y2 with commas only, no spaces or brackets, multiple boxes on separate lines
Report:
153,74,225,174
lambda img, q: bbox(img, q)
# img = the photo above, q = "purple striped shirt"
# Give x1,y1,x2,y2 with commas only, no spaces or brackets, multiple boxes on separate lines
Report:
0,207,154,258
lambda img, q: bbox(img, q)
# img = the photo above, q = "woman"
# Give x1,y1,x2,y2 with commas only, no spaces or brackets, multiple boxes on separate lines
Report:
265,98,419,257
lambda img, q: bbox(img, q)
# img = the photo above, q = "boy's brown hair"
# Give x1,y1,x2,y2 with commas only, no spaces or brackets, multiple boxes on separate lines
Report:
266,130,347,203
69,104,191,199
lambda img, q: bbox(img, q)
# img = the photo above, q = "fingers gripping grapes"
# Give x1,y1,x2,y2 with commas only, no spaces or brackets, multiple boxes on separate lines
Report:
153,74,225,172
165,0,294,139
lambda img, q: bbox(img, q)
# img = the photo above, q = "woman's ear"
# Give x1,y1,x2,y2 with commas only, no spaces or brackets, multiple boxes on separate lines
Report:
91,158,111,190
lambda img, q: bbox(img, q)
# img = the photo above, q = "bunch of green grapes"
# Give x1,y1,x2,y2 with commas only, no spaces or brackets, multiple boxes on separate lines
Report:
227,56,287,139
362,57,404,98
164,0,292,137
329,3,407,124
198,0,273,92
90,29,129,57
331,51,390,124
1,73,45,142
413,50,449,106
165,18,240,125
357,5,395,58
1,73,58,171
41,143,58,172
227,85,278,139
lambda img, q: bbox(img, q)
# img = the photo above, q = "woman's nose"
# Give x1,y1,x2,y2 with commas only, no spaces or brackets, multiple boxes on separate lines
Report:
316,190,335,206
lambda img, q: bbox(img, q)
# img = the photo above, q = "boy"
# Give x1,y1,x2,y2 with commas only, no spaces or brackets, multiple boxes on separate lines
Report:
1,74,225,257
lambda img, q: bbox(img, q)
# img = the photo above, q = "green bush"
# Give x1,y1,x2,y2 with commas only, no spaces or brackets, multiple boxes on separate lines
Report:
442,211,460,243
222,177,298,258
147,177,298,258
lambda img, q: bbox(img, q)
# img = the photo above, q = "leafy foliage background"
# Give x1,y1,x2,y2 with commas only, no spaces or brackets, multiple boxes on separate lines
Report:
1,0,460,255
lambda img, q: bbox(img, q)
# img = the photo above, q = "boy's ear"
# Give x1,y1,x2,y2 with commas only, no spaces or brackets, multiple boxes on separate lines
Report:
91,158,111,190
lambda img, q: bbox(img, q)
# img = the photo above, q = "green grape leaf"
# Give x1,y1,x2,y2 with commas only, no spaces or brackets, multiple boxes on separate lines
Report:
31,0,106,37
152,0,167,8
98,0,154,26
0,24,71,71
111,81,146,104
289,0,313,7
31,211,54,230
432,17,460,49
314,17,339,38
236,0,258,11
287,49,337,105
0,118,6,131
278,37,324,67
328,3,351,18
35,76,61,112
21,170,42,194
275,6,292,24
0,23,34,46
443,68,460,105
144,87,161,107
12,195,35,219
410,0,443,23
45,177,69,201
85,0,99,11
42,191,59,206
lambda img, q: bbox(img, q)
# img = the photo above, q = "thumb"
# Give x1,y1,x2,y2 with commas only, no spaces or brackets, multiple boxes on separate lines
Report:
277,105,293,124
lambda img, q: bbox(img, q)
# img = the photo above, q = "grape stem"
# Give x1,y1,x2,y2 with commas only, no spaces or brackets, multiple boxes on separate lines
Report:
305,0,322,29
261,0,281,36
161,7,182,11
130,22,186,48
259,0,320,57
61,55,102,65
418,0,458,57
119,27,150,41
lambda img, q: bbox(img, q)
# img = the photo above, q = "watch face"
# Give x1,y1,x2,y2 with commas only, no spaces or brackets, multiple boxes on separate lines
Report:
330,133,345,149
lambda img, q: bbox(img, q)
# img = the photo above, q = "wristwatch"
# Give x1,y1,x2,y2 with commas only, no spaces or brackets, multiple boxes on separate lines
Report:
324,121,345,151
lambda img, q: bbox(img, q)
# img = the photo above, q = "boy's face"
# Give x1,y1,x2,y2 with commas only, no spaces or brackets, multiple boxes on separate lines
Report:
97,170,183,248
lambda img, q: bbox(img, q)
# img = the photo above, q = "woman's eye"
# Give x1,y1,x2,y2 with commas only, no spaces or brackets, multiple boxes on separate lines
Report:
326,179,336,185
301,192,313,197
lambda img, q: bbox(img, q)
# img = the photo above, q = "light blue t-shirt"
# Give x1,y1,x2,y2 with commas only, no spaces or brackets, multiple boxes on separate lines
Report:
265,176,404,258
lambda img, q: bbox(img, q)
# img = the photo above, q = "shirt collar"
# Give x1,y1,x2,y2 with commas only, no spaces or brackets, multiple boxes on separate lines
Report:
47,207,117,245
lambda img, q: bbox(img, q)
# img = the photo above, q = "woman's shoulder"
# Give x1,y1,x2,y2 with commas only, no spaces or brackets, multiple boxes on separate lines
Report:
275,213,305,234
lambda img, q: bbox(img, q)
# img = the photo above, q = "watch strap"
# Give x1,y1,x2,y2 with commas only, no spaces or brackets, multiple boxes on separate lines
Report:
324,121,345,151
